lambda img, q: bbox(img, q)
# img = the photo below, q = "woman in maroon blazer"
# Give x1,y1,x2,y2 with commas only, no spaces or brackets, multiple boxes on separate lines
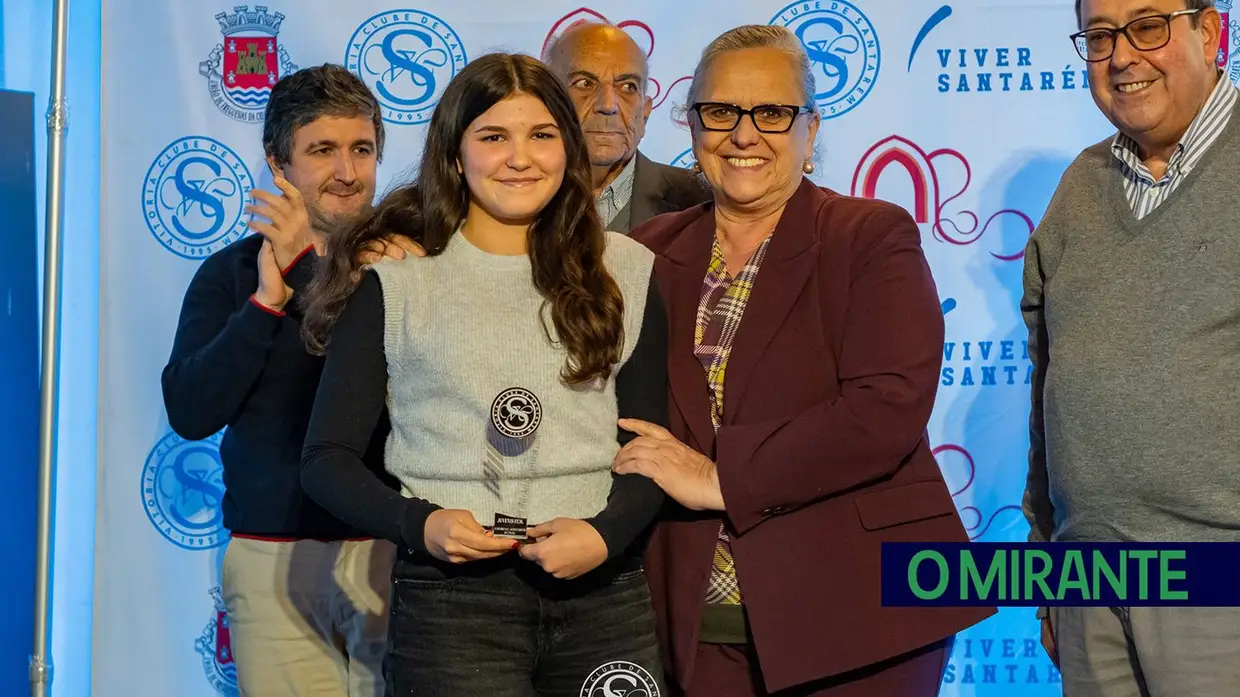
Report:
617,25,995,697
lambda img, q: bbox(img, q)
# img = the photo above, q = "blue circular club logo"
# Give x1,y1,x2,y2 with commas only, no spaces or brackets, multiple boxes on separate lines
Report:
142,136,254,259
770,0,881,119
346,10,468,125
670,147,697,170
142,430,228,550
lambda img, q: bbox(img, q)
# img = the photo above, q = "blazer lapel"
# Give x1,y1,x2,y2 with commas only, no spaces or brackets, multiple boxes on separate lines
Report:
658,211,718,456
629,152,669,228
721,179,822,425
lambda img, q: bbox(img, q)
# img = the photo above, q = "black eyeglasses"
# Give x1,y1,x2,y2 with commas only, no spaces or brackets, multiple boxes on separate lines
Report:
690,102,814,134
1069,9,1201,62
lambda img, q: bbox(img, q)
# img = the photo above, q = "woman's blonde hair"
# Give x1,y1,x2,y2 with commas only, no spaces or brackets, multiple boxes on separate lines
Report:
686,25,820,114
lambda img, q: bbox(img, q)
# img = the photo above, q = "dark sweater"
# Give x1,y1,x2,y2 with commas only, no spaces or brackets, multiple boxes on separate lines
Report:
161,234,392,539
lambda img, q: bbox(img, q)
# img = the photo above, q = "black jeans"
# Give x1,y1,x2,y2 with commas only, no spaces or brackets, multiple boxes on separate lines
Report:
384,550,664,697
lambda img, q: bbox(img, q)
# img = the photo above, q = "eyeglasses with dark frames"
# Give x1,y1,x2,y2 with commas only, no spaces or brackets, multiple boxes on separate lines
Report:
1069,8,1202,62
691,102,814,134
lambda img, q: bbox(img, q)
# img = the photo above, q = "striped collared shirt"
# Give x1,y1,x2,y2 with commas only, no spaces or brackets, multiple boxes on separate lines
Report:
595,156,637,226
1112,73,1239,220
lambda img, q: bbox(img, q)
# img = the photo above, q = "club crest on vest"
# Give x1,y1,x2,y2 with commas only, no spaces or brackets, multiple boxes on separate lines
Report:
491,387,542,439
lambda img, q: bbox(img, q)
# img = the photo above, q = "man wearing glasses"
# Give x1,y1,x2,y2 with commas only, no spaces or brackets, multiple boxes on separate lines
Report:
1023,1,1240,695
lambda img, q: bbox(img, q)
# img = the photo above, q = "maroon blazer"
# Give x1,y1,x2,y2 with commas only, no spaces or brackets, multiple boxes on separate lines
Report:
631,179,995,694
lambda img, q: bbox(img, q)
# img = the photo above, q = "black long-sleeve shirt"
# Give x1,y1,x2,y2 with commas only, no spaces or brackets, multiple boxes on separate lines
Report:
161,235,393,538
301,271,669,558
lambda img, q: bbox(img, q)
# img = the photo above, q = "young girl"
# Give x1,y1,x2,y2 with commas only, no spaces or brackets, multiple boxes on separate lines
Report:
300,53,668,696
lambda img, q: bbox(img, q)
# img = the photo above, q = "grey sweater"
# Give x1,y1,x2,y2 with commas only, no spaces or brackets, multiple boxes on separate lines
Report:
1022,113,1240,543
301,231,669,558
372,231,653,526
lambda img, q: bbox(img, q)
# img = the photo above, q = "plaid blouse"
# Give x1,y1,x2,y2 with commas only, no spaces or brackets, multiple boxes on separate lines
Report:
695,232,772,606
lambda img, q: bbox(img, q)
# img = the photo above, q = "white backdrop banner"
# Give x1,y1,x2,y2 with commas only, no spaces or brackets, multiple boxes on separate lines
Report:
96,0,1167,694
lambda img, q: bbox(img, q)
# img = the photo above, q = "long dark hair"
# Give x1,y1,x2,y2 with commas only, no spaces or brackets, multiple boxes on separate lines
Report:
303,53,624,385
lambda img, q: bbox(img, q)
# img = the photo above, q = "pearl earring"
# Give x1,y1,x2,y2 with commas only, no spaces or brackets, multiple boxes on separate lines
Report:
803,161,815,174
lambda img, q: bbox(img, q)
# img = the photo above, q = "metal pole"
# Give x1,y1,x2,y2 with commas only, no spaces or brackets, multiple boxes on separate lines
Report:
32,0,71,694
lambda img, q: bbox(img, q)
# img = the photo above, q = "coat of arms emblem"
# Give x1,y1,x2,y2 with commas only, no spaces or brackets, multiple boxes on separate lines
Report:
194,587,238,695
199,5,298,123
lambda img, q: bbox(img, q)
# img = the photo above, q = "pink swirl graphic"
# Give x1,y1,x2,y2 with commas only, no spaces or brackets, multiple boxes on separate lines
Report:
851,135,1031,261
932,443,1024,541
651,75,693,121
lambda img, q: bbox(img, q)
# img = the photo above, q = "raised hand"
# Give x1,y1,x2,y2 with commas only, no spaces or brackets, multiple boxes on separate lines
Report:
254,238,295,312
247,176,316,270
